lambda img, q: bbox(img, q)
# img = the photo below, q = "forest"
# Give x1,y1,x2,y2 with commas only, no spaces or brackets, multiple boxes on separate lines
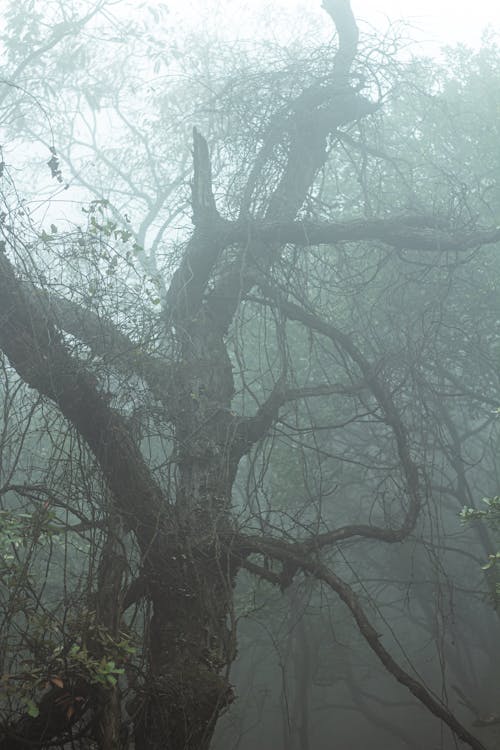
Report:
1,0,500,748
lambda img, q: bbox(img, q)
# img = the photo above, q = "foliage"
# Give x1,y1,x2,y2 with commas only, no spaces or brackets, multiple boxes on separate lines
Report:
462,497,500,578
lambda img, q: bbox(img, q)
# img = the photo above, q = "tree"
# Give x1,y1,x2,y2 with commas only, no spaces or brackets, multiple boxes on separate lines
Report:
1,1,500,748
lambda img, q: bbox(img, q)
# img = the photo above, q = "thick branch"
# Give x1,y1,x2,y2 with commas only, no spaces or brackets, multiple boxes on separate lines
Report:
229,216,500,252
203,211,500,332
205,1,375,332
233,379,286,451
0,251,166,548
41,290,175,405
322,0,359,83
165,128,230,322
191,126,217,223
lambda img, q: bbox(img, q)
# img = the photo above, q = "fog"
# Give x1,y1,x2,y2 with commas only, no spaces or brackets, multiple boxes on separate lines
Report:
0,1,500,749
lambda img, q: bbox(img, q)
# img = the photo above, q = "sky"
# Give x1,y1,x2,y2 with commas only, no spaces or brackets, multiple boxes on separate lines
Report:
352,0,500,50
165,0,500,54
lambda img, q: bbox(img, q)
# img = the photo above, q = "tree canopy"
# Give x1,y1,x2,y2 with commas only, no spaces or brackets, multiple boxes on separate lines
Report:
1,1,500,749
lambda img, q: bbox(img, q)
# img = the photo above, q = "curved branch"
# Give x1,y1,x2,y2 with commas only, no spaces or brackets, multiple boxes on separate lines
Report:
313,563,487,750
256,285,421,541
234,379,366,451
234,536,487,750
322,0,359,83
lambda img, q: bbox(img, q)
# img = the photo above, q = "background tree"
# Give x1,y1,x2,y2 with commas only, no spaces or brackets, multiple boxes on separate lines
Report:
1,1,500,749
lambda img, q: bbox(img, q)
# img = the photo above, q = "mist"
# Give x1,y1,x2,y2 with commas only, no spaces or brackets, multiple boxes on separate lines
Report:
0,2,499,748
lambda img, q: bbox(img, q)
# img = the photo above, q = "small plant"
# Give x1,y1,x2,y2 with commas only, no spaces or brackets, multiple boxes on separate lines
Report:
461,497,500,590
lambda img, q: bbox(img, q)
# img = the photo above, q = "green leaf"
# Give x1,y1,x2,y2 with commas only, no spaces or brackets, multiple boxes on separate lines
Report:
26,699,39,718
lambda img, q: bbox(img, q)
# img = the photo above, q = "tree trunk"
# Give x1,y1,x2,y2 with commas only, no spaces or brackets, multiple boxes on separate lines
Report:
133,312,238,749
134,564,234,750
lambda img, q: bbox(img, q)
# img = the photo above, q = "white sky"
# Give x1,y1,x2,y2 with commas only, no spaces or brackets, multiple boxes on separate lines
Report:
165,0,500,54
352,0,500,50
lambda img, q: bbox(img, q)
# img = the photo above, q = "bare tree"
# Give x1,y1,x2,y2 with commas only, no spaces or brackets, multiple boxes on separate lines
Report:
0,1,499,749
